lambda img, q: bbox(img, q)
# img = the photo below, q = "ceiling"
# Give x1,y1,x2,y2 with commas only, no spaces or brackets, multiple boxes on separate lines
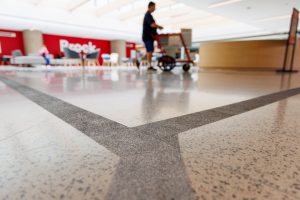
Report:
0,0,299,42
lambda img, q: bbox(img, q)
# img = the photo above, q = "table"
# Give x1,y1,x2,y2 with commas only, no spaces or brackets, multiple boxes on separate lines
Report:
0,56,12,66
79,51,86,68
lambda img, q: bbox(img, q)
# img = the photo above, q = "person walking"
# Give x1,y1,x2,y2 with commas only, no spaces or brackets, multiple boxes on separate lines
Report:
142,1,163,71
39,44,50,67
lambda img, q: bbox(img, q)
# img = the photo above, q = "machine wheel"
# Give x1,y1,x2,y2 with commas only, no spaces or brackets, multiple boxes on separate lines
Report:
183,64,190,72
157,55,176,72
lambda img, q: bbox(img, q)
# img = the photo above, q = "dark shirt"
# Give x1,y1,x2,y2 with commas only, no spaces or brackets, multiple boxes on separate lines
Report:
142,11,157,42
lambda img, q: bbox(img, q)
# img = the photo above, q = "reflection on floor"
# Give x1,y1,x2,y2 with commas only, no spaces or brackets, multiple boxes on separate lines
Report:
0,66,300,200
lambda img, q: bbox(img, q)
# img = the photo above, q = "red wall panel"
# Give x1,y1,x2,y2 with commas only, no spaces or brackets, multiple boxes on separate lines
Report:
43,34,111,63
0,29,24,56
126,42,136,58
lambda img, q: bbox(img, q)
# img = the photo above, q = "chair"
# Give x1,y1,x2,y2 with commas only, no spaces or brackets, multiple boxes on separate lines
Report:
140,55,148,67
85,49,100,66
125,50,137,67
11,50,23,64
63,47,81,66
110,53,119,66
12,49,23,57
122,57,129,66
194,54,200,66
122,57,135,67
101,54,111,66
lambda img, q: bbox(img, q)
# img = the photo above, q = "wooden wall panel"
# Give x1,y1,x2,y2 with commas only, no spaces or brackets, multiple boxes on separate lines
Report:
199,40,300,70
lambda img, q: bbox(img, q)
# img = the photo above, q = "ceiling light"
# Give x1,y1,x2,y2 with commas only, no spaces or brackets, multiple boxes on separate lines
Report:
69,0,91,12
96,0,136,17
256,15,290,22
208,0,242,8
0,31,16,37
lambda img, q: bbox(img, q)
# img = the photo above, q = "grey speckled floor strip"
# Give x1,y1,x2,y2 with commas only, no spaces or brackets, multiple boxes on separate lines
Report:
134,86,300,147
2,76,300,200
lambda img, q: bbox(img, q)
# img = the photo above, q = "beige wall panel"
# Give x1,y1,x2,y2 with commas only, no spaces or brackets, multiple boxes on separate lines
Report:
199,40,300,70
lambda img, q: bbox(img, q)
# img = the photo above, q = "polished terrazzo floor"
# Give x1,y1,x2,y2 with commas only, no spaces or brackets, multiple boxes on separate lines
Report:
1,66,300,200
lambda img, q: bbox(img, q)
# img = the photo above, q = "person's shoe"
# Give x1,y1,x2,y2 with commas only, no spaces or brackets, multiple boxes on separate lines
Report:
147,67,157,71
136,60,140,70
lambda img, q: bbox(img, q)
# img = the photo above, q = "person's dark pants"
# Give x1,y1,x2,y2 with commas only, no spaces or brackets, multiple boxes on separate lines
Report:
144,40,154,53
143,40,155,68
42,55,50,66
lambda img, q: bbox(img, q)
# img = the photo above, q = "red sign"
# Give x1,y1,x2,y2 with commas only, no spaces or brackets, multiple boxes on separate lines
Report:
43,34,111,63
0,29,24,56
126,42,136,58
288,8,299,45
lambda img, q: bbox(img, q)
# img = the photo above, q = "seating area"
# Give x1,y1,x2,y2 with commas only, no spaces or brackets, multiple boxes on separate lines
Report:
3,48,200,69
7,48,128,67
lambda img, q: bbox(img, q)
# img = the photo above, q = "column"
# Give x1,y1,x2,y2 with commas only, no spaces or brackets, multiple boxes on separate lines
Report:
23,30,43,55
111,40,126,64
